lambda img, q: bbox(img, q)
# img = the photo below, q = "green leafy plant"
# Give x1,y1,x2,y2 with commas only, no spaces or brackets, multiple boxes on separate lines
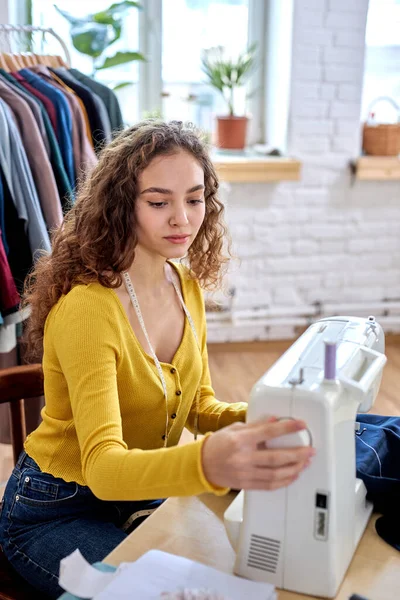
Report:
201,44,257,116
54,1,145,86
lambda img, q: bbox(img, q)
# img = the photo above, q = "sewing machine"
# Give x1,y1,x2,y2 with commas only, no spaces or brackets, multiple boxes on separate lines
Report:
224,316,387,598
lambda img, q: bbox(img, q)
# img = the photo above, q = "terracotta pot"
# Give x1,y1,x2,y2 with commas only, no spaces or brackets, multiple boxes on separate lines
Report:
216,116,249,150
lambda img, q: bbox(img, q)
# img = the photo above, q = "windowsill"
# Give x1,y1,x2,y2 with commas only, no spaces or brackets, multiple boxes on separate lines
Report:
211,150,302,182
352,156,400,180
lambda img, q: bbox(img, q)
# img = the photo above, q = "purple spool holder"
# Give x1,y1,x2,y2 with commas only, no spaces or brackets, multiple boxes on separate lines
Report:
324,341,337,380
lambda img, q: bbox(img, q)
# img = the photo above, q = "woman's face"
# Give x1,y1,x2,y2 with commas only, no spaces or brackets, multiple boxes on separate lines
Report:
135,150,206,259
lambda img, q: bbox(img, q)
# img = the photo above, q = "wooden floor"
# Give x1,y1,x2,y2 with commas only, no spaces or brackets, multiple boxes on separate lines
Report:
208,337,400,415
2,337,400,494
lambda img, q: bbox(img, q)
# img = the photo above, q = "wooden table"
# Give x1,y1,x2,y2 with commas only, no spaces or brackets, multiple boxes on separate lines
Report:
105,493,400,600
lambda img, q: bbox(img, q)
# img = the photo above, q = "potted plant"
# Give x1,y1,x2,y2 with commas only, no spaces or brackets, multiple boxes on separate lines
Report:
201,44,257,150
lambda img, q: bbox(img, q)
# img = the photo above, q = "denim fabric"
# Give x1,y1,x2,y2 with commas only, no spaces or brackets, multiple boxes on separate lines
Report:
0,452,164,598
356,414,400,551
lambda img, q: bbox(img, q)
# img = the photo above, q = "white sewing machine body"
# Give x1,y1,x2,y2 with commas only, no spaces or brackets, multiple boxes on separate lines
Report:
224,316,386,598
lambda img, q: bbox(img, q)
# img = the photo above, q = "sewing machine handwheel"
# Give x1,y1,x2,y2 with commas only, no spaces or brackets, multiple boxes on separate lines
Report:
267,418,312,449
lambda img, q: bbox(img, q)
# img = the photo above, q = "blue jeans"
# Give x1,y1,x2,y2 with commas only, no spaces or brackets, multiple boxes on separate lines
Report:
0,452,164,598
356,414,400,551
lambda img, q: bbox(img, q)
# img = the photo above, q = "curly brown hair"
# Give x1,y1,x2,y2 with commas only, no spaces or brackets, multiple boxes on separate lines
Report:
23,120,231,360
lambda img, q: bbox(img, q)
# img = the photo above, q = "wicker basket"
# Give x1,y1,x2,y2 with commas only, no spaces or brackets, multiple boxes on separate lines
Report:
362,97,400,157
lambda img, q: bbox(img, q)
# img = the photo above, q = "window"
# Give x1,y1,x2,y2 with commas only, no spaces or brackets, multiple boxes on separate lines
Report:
29,0,266,141
161,0,250,138
142,0,266,144
30,0,140,123
362,0,400,123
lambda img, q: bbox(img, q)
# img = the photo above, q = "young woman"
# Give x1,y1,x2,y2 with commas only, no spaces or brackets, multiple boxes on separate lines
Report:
0,121,314,598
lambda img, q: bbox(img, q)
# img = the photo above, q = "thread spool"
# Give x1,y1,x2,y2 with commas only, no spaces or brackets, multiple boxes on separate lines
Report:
324,341,336,380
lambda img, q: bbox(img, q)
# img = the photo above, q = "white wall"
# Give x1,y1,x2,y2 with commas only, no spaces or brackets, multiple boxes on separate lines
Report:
0,0,25,24
0,0,10,23
208,0,400,342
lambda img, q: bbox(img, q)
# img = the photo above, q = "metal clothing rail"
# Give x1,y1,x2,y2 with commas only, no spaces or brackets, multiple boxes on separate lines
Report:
0,24,71,67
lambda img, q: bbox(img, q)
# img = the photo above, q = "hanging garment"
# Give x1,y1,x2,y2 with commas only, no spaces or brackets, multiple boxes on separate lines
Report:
0,231,20,322
0,70,51,158
48,73,98,177
69,67,124,133
31,65,97,180
356,413,400,552
0,167,33,443
19,68,75,187
9,71,73,207
13,70,58,138
52,67,113,151
50,71,94,149
0,98,50,255
0,78,62,230
0,169,7,254
0,166,32,292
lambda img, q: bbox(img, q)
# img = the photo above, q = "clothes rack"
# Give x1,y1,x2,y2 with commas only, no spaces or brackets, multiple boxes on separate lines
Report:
0,22,123,445
0,24,71,66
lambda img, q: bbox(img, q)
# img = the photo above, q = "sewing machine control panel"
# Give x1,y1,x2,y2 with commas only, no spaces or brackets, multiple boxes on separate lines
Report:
314,491,330,541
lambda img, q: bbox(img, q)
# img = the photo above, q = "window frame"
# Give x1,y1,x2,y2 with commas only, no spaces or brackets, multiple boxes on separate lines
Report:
21,0,270,144
139,0,267,145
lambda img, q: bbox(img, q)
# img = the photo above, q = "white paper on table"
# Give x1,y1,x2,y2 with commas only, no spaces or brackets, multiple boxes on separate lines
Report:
94,550,277,600
59,549,121,599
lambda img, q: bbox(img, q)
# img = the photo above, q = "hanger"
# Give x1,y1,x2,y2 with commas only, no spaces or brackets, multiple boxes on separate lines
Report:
32,53,43,65
54,54,68,68
3,29,24,69
17,52,30,67
46,55,56,68
31,53,45,67
49,55,63,68
41,55,54,67
3,53,22,71
15,53,26,69
29,53,39,66
22,52,36,67
0,28,69,72
0,54,9,71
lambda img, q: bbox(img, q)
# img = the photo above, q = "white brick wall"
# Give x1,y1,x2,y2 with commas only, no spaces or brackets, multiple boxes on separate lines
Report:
208,0,400,343
337,84,362,102
324,65,363,83
334,30,367,47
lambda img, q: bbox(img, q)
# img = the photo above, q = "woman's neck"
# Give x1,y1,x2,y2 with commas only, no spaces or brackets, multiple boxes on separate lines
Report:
125,245,170,293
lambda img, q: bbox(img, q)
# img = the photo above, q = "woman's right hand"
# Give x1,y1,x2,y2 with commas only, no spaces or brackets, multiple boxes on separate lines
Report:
201,417,315,491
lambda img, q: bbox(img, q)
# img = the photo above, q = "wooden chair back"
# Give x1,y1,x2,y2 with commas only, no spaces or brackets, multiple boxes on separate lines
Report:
0,364,44,465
